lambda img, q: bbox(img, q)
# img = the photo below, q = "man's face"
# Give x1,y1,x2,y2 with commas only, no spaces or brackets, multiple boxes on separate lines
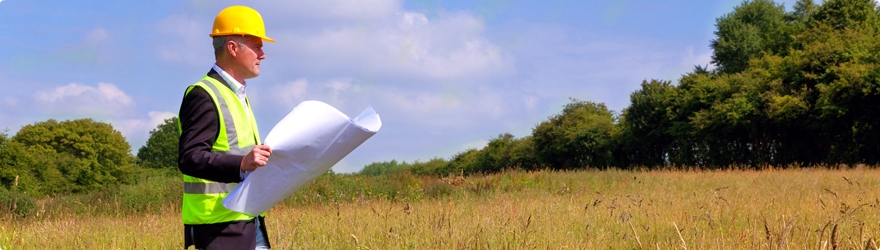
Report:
230,36,265,80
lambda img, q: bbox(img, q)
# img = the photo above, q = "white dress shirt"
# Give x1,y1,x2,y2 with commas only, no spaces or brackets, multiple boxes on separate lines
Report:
212,64,251,117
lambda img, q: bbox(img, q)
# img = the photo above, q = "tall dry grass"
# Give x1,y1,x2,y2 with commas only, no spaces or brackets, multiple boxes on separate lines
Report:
3,168,880,249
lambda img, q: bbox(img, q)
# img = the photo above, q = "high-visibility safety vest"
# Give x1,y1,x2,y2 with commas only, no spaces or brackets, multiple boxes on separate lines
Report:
178,76,261,225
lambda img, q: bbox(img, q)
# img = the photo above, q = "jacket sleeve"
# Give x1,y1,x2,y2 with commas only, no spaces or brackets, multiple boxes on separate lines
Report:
178,86,244,183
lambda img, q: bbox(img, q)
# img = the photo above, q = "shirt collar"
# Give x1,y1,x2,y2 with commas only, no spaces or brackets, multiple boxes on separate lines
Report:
212,64,245,94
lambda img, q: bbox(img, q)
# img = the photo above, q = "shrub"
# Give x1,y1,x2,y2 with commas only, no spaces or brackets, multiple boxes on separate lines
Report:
0,187,35,219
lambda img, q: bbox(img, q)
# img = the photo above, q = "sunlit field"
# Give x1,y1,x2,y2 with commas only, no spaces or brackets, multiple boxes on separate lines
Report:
3,168,880,249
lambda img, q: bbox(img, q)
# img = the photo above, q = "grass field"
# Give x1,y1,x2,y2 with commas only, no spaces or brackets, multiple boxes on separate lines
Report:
3,168,880,249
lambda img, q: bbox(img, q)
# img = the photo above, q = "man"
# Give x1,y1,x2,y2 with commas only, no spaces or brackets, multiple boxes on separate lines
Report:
177,5,274,250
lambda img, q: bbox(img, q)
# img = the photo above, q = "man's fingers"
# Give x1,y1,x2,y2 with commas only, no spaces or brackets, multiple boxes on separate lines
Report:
254,146,272,156
257,144,272,154
258,150,271,157
241,145,272,171
256,153,269,166
256,146,271,159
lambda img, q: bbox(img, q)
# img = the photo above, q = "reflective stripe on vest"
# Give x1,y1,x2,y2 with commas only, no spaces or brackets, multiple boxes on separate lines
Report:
183,182,228,194
178,76,262,225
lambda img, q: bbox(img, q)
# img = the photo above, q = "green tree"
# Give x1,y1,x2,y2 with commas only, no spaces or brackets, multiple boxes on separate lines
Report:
711,0,790,74
806,23,880,163
792,0,818,22
444,149,481,175
0,132,40,195
12,119,135,194
475,133,537,173
808,0,880,31
137,118,180,169
619,80,677,167
532,99,617,170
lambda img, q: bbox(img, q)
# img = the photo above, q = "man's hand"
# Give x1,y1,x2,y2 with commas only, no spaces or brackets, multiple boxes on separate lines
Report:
241,145,272,172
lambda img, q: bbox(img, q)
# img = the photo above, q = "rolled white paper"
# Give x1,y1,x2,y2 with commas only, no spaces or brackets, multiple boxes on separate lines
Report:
223,100,381,216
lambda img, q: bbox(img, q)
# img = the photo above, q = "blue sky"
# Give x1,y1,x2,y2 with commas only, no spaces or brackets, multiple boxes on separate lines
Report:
0,0,815,173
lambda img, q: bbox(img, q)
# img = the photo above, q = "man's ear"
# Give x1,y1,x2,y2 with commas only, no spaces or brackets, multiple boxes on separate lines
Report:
227,40,239,58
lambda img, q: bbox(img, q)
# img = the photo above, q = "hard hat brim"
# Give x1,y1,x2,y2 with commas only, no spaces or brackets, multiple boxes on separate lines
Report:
209,33,276,43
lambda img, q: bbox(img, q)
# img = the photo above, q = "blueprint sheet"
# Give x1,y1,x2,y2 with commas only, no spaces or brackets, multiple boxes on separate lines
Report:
223,100,381,216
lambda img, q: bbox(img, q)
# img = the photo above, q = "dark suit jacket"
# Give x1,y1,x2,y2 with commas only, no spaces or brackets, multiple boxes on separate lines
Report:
178,69,270,250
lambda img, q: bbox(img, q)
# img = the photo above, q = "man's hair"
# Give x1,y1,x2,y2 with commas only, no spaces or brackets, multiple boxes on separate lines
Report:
213,36,249,59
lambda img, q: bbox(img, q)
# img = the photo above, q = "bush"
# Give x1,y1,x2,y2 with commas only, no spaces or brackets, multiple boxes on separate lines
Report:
115,168,181,214
409,158,449,176
359,160,407,176
12,119,136,195
532,99,617,170
0,187,35,219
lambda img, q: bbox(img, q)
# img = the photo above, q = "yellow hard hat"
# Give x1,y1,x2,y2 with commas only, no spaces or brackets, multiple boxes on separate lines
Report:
210,5,275,42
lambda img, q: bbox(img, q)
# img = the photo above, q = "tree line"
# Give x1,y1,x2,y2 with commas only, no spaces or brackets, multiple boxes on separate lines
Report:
1,0,879,198
361,0,880,175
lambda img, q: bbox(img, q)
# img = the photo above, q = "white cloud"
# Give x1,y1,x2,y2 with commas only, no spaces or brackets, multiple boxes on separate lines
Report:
84,28,111,45
245,7,518,137
2,97,19,107
264,78,367,113
35,82,133,107
680,46,714,72
155,15,211,66
270,10,514,83
325,79,353,99
111,111,176,149
380,88,462,117
399,12,429,31
147,111,177,127
259,0,399,21
271,79,309,108
489,21,725,113
523,95,539,112
33,27,116,67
